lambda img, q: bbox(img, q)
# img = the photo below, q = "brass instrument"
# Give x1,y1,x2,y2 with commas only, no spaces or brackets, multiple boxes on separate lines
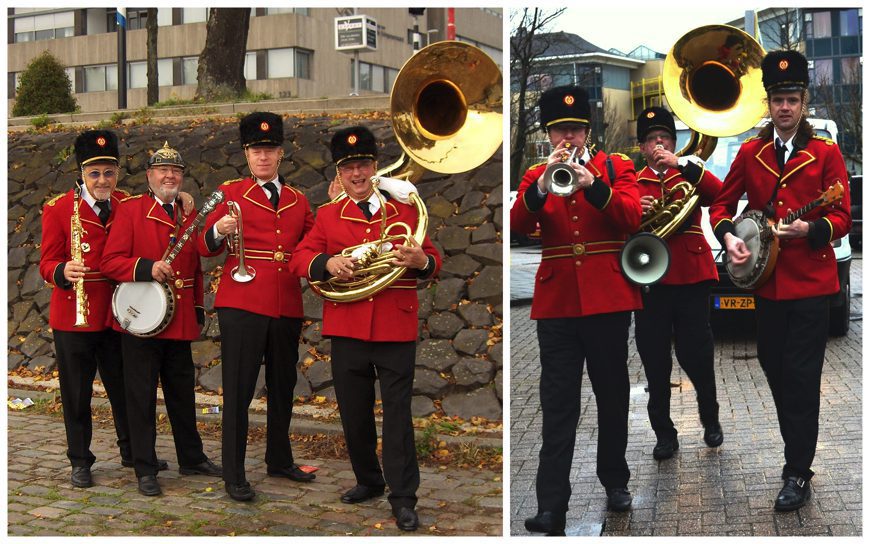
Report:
310,41,502,302
543,144,582,197
226,200,255,282
621,25,766,285
71,185,89,327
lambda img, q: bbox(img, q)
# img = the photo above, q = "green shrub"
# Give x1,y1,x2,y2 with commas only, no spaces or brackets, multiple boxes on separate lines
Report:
30,114,51,129
13,51,77,117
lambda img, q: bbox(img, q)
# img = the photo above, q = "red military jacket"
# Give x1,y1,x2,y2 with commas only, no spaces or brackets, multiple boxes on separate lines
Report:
198,177,314,319
636,162,722,285
39,188,129,331
510,149,642,318
101,194,204,341
290,197,441,342
709,133,851,300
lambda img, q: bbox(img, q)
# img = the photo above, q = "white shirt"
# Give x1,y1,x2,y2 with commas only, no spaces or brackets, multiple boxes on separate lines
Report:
79,184,107,216
349,190,383,216
774,130,796,163
212,175,281,242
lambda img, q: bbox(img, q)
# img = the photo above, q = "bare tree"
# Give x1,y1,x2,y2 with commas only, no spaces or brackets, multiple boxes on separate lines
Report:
146,8,158,106
757,8,803,50
814,64,862,170
603,100,632,156
195,8,251,102
509,8,565,189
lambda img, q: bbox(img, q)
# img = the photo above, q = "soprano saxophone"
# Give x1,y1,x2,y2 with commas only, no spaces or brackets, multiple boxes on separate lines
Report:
71,185,89,327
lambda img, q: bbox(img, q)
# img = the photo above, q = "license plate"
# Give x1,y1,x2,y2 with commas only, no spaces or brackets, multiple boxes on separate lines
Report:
715,296,755,310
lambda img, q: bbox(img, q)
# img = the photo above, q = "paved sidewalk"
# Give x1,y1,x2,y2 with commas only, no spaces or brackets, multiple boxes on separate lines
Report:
8,410,502,536
510,255,862,536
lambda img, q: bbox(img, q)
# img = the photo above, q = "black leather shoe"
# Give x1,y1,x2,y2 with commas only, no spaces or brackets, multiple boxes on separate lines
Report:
524,511,566,536
71,466,93,488
774,476,811,511
179,459,222,476
225,481,256,502
653,436,679,460
606,488,633,512
122,458,169,471
340,484,385,504
137,475,162,496
267,464,316,482
704,422,724,447
394,506,419,532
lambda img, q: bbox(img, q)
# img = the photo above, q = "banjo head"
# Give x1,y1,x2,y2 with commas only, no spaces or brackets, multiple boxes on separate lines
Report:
726,209,775,289
112,281,175,337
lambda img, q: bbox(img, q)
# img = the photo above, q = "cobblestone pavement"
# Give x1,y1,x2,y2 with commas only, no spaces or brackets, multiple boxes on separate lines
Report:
510,250,862,536
7,411,502,536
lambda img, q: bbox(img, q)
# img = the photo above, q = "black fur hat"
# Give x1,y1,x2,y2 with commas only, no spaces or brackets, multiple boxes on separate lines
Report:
538,85,591,129
761,50,809,94
239,112,284,148
75,129,119,168
636,107,676,141
331,126,378,166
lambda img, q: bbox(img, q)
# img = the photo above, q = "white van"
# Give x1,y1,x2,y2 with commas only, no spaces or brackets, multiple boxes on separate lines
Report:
675,118,852,337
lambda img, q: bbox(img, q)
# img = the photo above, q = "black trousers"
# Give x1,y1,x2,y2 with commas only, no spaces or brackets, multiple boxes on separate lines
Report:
756,295,829,481
121,335,207,477
535,312,632,514
331,337,418,510
54,329,130,468
217,308,302,485
634,281,719,440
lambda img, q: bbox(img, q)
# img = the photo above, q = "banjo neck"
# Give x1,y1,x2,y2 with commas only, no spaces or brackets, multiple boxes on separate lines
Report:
782,198,824,225
163,191,224,266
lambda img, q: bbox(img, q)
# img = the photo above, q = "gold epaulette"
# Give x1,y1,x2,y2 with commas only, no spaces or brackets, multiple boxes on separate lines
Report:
743,135,761,144
116,188,131,197
45,193,65,207
121,194,144,202
318,197,343,209
529,161,546,170
812,134,835,146
611,153,632,162
221,178,244,186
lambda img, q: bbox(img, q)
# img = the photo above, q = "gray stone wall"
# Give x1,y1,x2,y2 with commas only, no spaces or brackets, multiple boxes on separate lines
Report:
7,114,503,421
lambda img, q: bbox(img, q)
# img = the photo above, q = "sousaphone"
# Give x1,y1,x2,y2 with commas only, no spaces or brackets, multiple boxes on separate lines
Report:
620,25,766,286
309,41,502,302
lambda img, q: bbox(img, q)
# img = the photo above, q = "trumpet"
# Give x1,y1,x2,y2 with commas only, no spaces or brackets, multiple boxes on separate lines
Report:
543,144,583,197
226,201,255,282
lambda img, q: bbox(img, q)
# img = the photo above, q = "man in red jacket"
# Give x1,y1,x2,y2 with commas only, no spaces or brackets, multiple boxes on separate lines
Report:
710,50,851,511
102,143,221,497
510,86,642,534
199,112,315,502
39,129,133,488
633,107,724,460
291,126,441,532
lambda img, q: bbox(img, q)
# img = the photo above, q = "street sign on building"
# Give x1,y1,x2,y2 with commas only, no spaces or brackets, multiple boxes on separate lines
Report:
335,15,378,51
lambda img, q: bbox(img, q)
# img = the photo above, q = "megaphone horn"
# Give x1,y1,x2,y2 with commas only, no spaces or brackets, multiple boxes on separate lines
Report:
620,233,671,286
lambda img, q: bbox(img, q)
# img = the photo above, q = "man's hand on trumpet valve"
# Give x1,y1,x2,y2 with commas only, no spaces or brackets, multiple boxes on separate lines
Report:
390,236,429,269
215,214,238,236
327,255,356,280
64,260,89,282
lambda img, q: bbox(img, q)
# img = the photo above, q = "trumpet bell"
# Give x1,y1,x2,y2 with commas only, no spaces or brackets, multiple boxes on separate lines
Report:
663,25,766,138
544,163,579,197
231,266,255,283
390,41,502,174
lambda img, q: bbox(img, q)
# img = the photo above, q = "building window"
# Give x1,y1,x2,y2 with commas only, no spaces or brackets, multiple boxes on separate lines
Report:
15,31,34,43
129,61,147,89
810,58,833,86
126,9,149,30
351,61,395,93
840,56,860,83
182,57,198,85
13,11,75,42
839,9,860,36
244,52,257,81
182,8,208,24
158,58,173,86
812,11,832,38
295,50,311,80
84,64,118,92
265,8,309,16
266,48,312,79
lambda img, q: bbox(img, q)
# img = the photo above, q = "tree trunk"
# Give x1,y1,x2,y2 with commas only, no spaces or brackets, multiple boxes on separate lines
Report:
146,8,158,106
195,8,251,102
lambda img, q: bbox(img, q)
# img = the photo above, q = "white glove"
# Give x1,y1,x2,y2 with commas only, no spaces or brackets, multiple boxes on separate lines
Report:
677,155,706,169
375,176,417,204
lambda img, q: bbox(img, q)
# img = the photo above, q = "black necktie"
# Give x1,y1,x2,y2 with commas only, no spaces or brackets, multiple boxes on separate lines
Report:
263,182,279,210
357,200,372,220
96,201,110,226
162,203,174,219
775,139,787,171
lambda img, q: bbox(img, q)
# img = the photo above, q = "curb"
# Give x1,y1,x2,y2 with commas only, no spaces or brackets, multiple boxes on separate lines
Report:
7,386,502,450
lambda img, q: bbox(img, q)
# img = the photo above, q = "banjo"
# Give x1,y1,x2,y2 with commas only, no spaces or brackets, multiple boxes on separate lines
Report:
726,181,844,290
112,190,224,337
